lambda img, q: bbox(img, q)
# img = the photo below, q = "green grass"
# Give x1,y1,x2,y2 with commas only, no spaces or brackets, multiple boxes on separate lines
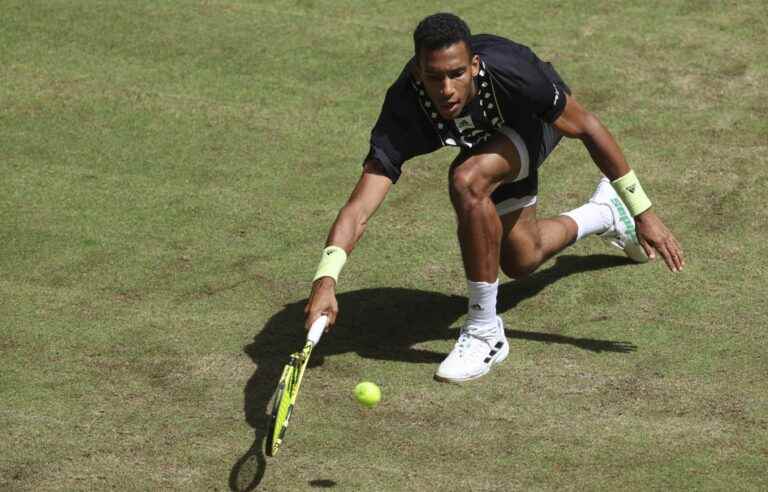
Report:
1,0,767,490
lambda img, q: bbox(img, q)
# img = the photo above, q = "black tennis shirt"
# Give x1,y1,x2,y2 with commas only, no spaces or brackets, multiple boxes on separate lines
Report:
366,34,570,183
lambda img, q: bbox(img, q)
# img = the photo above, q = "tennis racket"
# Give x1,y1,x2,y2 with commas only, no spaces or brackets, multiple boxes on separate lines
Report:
265,315,327,457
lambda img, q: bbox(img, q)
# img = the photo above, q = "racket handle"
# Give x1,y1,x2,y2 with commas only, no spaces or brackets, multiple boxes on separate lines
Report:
307,315,328,345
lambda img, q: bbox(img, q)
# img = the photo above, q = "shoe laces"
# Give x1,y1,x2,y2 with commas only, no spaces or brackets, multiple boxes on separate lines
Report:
455,328,473,354
454,326,493,357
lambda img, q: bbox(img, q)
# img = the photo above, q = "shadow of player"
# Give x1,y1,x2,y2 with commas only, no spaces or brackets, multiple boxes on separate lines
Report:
228,254,636,490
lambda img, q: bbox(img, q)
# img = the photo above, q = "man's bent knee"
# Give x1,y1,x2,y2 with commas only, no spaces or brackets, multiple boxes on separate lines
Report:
500,255,542,279
449,160,493,210
499,215,545,279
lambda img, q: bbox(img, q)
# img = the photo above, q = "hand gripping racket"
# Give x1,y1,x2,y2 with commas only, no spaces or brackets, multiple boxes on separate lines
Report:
265,315,327,457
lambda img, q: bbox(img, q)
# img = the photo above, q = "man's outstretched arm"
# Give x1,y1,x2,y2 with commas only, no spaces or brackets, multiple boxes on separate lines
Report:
304,159,393,330
553,93,684,272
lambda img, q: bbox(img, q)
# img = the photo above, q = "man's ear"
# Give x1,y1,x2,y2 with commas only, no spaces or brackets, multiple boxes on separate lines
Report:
471,54,480,77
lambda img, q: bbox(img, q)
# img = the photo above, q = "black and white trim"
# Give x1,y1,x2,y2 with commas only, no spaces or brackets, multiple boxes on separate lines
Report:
483,341,507,364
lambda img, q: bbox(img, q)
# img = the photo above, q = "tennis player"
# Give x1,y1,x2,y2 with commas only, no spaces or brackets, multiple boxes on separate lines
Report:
305,13,684,382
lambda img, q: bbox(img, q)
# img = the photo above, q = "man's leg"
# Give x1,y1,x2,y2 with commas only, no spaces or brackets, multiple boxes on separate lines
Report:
499,206,578,279
495,122,636,278
498,179,649,279
448,138,519,283
435,134,520,383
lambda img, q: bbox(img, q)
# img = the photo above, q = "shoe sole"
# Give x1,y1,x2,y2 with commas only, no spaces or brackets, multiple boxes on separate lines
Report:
623,241,650,263
605,237,649,263
434,340,509,383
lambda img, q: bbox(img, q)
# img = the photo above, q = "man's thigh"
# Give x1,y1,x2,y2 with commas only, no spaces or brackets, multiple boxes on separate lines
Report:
491,124,564,215
450,131,524,191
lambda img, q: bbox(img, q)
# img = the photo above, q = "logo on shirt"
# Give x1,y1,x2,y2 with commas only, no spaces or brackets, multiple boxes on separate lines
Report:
455,115,475,133
552,83,560,107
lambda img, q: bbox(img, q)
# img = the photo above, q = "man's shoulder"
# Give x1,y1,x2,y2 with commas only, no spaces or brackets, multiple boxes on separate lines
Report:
472,34,537,68
473,34,568,123
472,34,531,53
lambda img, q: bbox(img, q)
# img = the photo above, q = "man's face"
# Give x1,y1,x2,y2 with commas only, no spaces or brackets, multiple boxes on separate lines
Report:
416,41,480,120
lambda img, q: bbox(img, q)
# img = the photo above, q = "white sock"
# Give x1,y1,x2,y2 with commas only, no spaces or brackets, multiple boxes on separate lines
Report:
562,202,613,241
466,278,498,328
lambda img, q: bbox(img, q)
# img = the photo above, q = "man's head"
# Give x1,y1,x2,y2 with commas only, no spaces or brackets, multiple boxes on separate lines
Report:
413,13,480,120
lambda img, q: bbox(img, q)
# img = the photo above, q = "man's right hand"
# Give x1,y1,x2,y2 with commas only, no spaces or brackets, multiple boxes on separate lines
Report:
304,277,338,331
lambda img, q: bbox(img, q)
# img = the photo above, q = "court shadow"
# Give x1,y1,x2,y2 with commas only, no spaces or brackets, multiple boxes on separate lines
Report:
228,253,635,490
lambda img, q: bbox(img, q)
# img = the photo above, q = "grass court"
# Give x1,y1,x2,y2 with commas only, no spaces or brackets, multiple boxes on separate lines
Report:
1,1,767,490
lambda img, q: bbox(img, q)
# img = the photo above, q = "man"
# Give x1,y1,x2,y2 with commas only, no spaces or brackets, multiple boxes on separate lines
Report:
304,13,684,383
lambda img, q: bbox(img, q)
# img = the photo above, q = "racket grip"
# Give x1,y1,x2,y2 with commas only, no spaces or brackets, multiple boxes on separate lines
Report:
307,315,328,345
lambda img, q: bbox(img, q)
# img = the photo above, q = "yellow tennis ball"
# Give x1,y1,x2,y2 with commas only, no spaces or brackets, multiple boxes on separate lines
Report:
354,381,381,408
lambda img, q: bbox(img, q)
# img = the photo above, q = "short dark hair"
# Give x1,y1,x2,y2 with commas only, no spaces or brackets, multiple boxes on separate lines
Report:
413,13,472,61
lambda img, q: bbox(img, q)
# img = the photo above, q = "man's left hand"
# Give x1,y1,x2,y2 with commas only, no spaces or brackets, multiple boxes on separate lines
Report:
635,210,684,272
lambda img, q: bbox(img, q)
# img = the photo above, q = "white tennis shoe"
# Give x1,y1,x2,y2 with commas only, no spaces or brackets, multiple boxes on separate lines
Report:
435,316,509,383
590,176,649,263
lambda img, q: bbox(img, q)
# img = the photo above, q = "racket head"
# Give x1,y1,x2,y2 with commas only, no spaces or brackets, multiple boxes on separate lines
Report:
265,363,296,457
